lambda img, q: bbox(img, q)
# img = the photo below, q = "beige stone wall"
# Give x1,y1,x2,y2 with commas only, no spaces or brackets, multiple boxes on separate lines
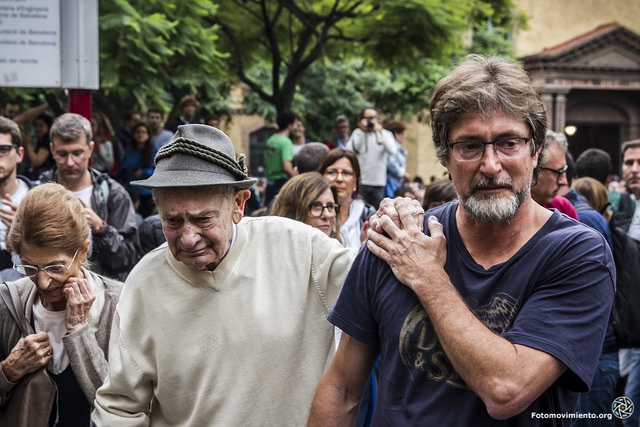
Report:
404,117,448,183
220,114,268,160
513,0,640,57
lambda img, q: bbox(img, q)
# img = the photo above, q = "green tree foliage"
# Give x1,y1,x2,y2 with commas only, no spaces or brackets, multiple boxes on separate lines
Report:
1,0,523,137
97,0,229,124
210,0,481,115
218,0,523,139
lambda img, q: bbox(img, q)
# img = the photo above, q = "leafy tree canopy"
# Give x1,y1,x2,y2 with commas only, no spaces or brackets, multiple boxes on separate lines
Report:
210,0,498,114
238,0,524,141
1,0,524,136
97,0,230,123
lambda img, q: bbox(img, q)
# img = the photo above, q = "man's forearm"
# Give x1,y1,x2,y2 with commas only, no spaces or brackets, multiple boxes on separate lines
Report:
409,272,565,419
307,380,360,427
13,103,48,125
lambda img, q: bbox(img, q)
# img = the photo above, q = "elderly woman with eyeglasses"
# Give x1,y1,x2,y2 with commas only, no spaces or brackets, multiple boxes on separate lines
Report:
271,172,341,241
0,183,123,426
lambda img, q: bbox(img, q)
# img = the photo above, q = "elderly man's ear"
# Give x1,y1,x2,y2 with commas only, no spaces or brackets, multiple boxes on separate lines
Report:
233,189,252,223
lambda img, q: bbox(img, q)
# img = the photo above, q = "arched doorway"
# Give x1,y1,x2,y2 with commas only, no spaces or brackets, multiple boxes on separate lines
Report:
565,91,631,174
248,126,276,178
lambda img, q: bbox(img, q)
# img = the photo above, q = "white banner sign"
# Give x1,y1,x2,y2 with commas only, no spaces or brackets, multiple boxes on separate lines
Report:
0,0,61,87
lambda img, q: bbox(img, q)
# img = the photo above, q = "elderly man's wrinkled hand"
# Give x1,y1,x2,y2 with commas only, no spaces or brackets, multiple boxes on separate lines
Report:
368,197,424,234
367,214,447,291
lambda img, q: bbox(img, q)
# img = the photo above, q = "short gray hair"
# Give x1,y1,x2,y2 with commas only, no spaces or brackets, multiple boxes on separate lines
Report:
539,130,568,167
545,130,568,151
334,115,349,126
50,113,92,145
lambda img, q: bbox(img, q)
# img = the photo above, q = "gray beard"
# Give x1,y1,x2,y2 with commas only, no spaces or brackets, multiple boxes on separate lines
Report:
460,178,529,223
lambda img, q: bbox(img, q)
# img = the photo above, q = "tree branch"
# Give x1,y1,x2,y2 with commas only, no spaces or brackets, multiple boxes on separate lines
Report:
261,0,284,99
204,16,274,103
227,0,263,21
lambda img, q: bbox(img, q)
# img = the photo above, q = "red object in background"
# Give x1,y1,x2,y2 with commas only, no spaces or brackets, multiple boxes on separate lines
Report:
68,89,93,166
68,89,92,120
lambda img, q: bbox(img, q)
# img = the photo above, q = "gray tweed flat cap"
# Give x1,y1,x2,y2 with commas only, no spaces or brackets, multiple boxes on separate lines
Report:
131,124,257,189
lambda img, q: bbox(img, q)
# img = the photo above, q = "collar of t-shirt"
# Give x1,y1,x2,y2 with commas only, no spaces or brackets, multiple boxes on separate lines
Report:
73,185,93,210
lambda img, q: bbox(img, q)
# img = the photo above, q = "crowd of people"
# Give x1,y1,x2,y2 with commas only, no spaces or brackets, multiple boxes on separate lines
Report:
0,53,635,426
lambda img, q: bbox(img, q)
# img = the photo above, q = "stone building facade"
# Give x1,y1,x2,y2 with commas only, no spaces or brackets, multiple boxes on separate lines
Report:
514,0,640,174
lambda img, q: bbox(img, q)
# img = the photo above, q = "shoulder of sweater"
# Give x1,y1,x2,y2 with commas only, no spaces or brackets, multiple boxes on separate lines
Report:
240,215,315,235
239,216,344,248
127,242,168,273
7,277,36,299
86,269,124,295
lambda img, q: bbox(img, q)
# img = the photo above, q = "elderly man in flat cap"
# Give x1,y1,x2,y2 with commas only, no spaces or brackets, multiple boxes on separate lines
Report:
92,125,355,426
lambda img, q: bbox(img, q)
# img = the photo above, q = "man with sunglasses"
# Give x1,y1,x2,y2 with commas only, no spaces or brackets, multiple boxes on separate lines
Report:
39,113,140,281
309,56,615,425
0,117,38,281
530,130,579,220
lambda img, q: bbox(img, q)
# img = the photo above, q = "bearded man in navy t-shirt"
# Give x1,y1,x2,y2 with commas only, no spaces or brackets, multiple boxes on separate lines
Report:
308,55,615,427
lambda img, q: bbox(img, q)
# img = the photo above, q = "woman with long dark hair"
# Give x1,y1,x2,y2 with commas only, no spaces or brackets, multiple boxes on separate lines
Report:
24,113,55,181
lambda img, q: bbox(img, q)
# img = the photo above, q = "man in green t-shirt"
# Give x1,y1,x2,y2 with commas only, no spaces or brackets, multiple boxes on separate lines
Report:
264,112,301,204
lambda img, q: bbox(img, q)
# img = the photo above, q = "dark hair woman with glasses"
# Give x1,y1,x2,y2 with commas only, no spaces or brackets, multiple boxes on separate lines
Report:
0,183,123,426
271,172,341,241
318,148,376,250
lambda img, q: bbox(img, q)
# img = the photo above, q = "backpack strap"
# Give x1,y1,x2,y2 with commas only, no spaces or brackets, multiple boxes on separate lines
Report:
100,178,110,202
360,204,377,226
573,202,591,211
611,210,633,234
0,282,30,336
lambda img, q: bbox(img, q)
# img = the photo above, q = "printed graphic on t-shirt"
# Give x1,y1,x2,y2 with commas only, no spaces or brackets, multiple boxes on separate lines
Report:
399,292,519,388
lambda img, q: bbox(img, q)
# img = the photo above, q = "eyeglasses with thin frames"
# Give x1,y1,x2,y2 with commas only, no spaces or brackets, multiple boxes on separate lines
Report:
448,137,532,162
0,145,18,157
14,249,79,279
324,169,354,180
540,164,569,179
308,202,340,217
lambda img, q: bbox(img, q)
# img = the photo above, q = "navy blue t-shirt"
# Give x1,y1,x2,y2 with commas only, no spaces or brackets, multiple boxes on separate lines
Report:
329,201,615,426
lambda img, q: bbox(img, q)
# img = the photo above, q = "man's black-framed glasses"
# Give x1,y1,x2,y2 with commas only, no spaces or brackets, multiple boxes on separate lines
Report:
0,145,18,157
448,137,532,162
541,164,569,179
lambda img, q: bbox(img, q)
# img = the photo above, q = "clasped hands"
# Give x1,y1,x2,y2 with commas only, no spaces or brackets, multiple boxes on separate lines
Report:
1,276,95,383
366,197,447,290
